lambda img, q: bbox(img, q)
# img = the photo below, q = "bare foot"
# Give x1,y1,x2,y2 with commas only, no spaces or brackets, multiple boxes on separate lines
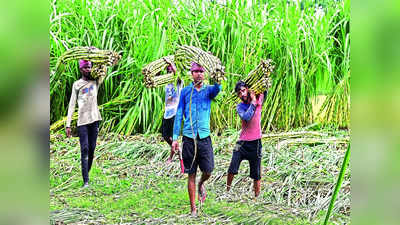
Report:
191,210,197,217
198,184,206,203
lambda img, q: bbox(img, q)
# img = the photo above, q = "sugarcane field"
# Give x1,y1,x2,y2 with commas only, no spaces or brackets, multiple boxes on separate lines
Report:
50,0,350,224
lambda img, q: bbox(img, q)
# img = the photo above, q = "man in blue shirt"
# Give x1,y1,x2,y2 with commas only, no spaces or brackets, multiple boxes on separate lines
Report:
171,62,221,216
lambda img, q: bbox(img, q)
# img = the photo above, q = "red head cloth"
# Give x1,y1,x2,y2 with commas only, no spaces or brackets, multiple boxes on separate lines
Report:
79,60,92,70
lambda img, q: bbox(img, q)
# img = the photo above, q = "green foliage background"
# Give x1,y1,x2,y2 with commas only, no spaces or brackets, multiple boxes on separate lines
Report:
50,0,350,135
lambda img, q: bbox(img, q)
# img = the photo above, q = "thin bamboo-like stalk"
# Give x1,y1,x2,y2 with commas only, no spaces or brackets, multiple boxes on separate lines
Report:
323,144,350,224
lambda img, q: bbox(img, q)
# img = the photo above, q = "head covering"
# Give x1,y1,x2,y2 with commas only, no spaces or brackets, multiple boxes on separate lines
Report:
79,60,92,70
190,62,205,72
166,63,176,73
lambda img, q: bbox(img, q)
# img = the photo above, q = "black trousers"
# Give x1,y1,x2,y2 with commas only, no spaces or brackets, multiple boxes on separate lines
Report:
77,121,99,183
161,116,175,146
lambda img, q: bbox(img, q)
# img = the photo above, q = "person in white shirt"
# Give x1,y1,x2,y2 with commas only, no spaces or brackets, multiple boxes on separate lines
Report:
162,63,183,163
66,59,105,188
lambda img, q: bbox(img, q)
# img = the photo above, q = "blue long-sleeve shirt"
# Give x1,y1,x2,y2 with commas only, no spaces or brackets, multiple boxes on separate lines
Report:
173,82,221,140
237,103,256,122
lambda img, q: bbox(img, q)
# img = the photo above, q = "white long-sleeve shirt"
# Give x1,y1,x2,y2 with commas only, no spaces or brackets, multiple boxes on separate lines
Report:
66,79,102,127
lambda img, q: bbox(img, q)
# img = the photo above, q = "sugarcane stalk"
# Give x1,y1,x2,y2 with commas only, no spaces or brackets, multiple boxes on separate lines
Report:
227,59,275,104
324,144,350,225
144,73,175,88
55,46,121,80
175,45,226,83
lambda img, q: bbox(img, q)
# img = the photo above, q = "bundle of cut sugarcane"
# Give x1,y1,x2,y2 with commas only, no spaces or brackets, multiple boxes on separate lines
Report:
174,45,225,83
91,63,108,79
244,59,274,83
228,59,274,103
142,55,176,88
55,46,121,79
144,72,175,88
249,77,272,95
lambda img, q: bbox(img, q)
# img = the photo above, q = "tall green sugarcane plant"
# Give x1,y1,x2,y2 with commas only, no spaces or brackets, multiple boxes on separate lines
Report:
50,0,350,134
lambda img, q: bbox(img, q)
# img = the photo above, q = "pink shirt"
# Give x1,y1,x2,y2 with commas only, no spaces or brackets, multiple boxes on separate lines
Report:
239,94,264,141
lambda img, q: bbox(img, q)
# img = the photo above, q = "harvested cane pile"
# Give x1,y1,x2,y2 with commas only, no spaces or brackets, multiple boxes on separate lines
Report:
175,45,225,83
141,55,176,88
50,130,350,224
55,46,121,79
228,59,274,103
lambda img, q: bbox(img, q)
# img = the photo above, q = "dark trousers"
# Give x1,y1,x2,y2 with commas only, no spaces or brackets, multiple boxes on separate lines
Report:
182,135,214,174
161,116,175,146
77,121,99,183
228,139,262,180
